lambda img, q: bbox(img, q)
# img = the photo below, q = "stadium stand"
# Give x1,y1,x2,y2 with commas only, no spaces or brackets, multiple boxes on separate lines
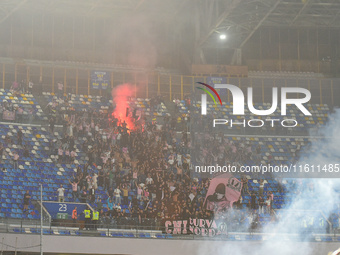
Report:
0,89,47,123
43,92,169,117
0,86,336,237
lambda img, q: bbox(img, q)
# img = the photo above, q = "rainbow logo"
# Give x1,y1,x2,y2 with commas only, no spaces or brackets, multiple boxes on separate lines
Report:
196,82,223,115
196,82,222,106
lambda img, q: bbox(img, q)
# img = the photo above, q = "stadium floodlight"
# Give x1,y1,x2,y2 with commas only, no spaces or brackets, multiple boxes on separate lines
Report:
219,34,227,40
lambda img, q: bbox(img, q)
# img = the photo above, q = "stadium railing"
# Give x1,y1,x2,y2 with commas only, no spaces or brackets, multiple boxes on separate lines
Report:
0,218,339,242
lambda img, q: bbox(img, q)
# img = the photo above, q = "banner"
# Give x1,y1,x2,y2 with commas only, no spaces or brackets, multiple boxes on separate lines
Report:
165,218,227,236
3,110,15,121
91,71,110,90
204,173,242,214
206,76,226,86
42,202,90,220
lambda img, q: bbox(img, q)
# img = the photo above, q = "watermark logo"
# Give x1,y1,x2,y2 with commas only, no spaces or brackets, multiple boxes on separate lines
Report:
198,82,311,116
196,82,312,128
196,82,222,115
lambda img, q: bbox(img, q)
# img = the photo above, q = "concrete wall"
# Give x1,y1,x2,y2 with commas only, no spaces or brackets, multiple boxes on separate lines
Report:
0,233,339,255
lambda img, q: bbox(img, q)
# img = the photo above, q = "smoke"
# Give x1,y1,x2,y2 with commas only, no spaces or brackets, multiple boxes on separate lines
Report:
111,83,137,131
204,108,340,255
115,15,157,68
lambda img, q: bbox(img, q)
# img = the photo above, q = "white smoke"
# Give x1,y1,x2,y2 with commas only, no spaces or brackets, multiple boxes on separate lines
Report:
203,108,340,255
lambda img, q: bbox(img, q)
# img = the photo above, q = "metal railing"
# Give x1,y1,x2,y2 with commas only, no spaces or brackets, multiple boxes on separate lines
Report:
0,218,339,241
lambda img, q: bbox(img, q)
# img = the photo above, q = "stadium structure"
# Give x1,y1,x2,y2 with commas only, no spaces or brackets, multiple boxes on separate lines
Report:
0,0,339,254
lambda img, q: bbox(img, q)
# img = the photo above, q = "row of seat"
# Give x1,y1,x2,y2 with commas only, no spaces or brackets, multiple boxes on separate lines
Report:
0,122,328,220
43,92,169,117
0,89,47,121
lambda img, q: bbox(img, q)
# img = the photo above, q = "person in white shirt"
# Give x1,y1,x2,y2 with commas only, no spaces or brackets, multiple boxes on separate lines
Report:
86,175,92,190
28,81,33,94
114,187,121,204
116,133,121,146
145,174,153,185
67,124,73,137
92,173,98,190
177,153,182,165
168,154,175,172
115,203,121,211
184,154,191,165
95,124,100,134
57,184,65,202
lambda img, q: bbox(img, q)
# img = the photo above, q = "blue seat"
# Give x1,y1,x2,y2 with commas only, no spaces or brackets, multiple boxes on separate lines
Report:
30,228,39,234
59,230,70,235
156,234,166,239
111,232,123,237
123,233,135,238
43,229,53,234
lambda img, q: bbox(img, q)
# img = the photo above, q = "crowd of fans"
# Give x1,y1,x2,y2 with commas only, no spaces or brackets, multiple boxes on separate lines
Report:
41,93,289,232
0,80,36,123
0,86,335,235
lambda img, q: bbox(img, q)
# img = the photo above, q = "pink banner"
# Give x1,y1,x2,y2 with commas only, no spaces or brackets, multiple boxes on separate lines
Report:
204,173,242,213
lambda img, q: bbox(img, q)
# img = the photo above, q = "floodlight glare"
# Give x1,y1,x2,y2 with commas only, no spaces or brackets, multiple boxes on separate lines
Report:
219,34,227,40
